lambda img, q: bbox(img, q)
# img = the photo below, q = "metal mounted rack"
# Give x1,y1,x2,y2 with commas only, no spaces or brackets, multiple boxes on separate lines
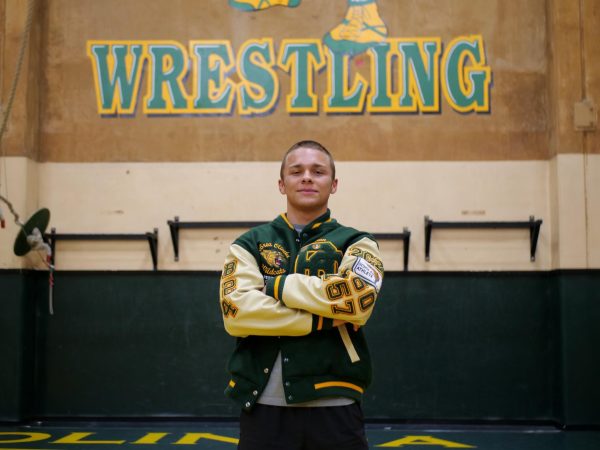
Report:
167,216,411,271
47,228,159,270
424,215,543,262
167,217,266,261
372,228,411,272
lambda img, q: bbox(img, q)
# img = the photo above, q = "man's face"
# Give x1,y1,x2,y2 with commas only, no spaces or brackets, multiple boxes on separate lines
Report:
279,147,338,215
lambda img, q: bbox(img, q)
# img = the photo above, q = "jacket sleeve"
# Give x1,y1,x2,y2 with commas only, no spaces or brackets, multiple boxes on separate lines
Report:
264,237,384,326
220,243,321,337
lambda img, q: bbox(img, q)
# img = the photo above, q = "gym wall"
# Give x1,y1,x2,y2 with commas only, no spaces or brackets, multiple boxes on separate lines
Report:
1,0,599,270
1,0,599,425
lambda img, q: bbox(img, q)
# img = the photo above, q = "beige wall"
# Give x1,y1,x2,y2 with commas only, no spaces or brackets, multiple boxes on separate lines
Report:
3,155,598,271
587,154,600,267
11,159,550,271
551,153,600,268
0,157,39,269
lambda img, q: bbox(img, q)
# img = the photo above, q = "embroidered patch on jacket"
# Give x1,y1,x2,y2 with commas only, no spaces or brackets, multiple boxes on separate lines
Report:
352,257,382,291
348,247,384,274
259,242,290,276
221,299,239,318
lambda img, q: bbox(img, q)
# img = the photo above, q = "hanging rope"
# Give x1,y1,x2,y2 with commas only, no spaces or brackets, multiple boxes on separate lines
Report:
0,0,52,315
0,0,36,144
0,0,37,230
0,193,24,226
0,0,36,227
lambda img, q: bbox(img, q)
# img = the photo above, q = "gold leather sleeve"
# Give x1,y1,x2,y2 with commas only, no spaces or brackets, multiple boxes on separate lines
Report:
219,243,313,338
276,237,384,326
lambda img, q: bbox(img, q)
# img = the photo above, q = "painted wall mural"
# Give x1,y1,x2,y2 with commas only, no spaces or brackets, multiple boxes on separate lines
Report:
31,0,551,162
87,0,491,117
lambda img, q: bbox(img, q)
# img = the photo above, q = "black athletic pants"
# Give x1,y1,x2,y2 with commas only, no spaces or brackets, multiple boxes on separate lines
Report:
238,403,369,450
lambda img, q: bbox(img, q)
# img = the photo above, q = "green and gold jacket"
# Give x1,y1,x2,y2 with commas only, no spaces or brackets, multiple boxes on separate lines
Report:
219,209,384,411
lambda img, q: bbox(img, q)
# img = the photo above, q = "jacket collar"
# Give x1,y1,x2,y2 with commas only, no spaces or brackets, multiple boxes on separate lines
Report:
276,209,336,233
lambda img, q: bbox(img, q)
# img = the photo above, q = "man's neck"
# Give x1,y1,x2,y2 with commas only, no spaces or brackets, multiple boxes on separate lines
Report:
285,207,328,228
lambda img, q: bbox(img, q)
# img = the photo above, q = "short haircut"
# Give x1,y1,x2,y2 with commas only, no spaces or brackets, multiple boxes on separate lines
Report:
280,140,336,180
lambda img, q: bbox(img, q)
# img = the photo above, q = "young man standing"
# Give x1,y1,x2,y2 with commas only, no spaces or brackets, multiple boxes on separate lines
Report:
219,140,384,449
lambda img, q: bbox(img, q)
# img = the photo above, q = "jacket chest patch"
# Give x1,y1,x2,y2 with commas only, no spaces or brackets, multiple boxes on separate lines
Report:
297,239,343,276
259,242,290,276
301,240,343,259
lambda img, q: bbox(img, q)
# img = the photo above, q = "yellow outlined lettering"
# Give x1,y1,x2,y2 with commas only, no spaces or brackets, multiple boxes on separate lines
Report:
278,39,325,113
377,435,476,448
222,278,237,297
237,38,279,116
87,41,147,115
397,38,441,113
52,433,126,445
326,279,352,301
173,433,238,445
441,35,491,113
222,260,238,278
366,41,399,113
324,48,368,113
144,41,191,114
0,432,51,444
221,298,239,318
189,40,236,114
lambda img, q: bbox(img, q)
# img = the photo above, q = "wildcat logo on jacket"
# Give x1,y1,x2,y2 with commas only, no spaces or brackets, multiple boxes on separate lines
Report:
259,242,290,276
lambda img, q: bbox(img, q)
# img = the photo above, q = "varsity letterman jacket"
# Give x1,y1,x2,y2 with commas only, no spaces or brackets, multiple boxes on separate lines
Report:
219,209,384,411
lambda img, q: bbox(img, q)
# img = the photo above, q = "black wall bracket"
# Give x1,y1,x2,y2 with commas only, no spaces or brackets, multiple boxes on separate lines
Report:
372,228,411,272
168,216,411,271
167,216,266,261
47,228,159,270
424,216,543,262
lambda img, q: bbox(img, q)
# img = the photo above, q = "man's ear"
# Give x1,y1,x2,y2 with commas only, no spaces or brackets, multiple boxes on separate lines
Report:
330,178,338,194
278,178,286,195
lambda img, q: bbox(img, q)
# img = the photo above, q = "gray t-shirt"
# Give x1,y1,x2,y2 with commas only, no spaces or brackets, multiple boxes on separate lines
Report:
257,352,354,407
257,223,354,407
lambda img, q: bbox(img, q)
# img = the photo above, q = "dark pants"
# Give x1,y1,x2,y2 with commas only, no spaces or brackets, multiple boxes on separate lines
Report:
238,403,369,450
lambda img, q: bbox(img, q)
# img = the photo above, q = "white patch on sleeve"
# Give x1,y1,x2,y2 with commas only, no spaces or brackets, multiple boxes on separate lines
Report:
352,257,382,292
